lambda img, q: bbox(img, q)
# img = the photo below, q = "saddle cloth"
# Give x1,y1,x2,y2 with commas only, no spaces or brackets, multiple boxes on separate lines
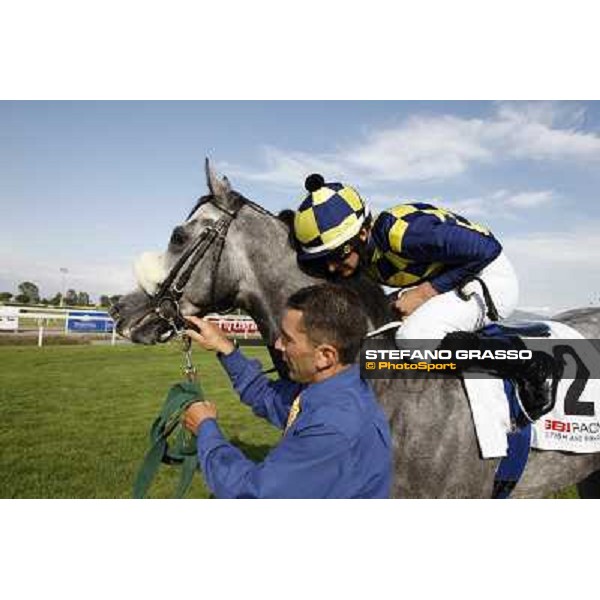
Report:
464,321,600,458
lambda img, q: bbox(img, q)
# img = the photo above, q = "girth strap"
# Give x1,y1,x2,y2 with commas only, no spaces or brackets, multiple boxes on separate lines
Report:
492,379,532,499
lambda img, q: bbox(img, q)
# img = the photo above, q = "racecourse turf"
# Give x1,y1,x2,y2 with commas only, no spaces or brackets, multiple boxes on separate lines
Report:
0,342,577,498
0,342,280,498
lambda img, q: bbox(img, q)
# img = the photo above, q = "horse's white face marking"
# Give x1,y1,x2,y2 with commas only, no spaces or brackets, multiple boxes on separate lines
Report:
133,251,167,295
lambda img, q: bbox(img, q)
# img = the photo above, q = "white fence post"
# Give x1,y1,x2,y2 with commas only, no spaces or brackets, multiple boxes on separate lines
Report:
38,320,44,347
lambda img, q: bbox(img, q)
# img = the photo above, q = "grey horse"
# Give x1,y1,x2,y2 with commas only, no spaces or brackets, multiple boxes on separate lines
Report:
111,162,600,498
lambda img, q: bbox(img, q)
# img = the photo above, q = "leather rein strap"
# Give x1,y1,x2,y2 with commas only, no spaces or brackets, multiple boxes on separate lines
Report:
133,380,204,499
134,195,292,498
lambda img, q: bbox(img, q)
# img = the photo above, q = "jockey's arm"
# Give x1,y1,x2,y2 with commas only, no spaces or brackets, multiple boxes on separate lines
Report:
399,216,503,294
393,282,438,317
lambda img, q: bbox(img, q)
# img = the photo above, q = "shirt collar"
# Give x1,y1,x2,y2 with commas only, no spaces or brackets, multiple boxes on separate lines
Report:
300,364,362,412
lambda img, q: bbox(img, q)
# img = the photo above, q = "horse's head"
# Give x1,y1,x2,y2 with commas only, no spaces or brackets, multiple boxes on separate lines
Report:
111,159,314,344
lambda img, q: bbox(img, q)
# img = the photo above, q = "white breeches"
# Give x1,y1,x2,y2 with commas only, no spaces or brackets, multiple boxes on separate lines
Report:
395,252,519,341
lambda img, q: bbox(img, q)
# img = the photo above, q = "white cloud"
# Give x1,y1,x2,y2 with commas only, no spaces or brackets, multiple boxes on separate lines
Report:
223,147,346,189
495,102,587,129
342,115,492,181
437,196,489,217
227,102,600,188
410,188,556,220
504,226,600,312
503,190,555,208
492,102,600,161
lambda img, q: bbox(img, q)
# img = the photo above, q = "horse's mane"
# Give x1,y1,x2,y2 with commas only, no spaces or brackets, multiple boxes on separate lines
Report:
337,272,394,329
187,192,277,221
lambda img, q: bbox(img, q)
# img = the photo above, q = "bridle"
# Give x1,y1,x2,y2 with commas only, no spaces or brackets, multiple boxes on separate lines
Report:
152,194,245,338
148,191,290,379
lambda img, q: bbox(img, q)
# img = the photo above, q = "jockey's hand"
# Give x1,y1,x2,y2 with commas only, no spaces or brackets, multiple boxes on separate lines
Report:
185,316,236,355
394,282,438,317
184,401,218,434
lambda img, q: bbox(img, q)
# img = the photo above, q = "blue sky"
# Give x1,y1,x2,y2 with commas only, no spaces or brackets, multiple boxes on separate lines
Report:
2,100,600,313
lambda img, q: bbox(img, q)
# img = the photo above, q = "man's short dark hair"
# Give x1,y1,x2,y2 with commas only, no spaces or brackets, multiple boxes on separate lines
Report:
285,283,368,365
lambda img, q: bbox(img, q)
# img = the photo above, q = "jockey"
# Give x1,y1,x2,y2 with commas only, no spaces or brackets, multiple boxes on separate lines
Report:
291,173,561,424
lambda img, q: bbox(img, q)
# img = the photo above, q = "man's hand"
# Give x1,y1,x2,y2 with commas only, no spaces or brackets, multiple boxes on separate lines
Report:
393,282,438,317
184,401,218,434
185,315,236,355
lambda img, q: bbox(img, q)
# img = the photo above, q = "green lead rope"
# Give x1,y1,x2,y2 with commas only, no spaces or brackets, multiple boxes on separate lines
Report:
133,380,204,499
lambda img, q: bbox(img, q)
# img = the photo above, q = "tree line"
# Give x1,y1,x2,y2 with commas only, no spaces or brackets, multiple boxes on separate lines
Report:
0,281,121,308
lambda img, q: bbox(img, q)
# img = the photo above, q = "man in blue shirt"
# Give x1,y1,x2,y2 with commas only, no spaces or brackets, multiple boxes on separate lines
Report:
183,283,392,499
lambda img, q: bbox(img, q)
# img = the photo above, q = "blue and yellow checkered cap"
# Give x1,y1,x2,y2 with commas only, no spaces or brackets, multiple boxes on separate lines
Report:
293,175,369,261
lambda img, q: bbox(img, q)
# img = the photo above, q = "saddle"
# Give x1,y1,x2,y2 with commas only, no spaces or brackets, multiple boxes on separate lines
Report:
480,321,551,339
441,322,562,426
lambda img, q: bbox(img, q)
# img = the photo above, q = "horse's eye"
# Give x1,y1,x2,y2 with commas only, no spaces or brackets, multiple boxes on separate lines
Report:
170,226,188,247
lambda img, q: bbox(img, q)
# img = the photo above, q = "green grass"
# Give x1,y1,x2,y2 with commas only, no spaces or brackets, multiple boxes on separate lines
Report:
0,334,93,346
547,487,578,499
18,317,65,327
0,343,580,498
0,343,280,498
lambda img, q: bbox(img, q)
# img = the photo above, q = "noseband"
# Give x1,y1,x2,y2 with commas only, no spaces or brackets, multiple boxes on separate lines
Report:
152,195,244,336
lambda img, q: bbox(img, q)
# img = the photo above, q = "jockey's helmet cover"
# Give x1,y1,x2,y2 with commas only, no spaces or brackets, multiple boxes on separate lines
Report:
293,174,369,261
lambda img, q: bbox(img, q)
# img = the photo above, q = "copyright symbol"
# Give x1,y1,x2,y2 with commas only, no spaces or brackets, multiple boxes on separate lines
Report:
366,362,376,370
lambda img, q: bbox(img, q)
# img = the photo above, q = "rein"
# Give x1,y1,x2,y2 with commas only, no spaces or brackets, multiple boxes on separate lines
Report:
133,195,243,498
133,193,285,498
133,379,203,499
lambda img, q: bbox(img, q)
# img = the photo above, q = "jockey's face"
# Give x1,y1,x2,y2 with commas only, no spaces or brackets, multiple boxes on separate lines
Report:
326,250,360,277
325,228,369,278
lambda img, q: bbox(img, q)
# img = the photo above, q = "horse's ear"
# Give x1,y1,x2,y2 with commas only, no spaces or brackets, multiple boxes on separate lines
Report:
205,158,232,201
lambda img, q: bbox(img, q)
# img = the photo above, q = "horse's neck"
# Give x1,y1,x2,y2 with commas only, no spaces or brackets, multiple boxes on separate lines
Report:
230,207,393,343
233,212,315,344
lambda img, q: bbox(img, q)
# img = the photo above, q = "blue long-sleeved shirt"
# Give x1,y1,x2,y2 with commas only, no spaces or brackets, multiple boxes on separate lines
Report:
368,202,502,293
196,349,392,498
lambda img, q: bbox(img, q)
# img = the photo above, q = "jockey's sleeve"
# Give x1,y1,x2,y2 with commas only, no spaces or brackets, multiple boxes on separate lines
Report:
218,347,303,430
399,215,503,293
